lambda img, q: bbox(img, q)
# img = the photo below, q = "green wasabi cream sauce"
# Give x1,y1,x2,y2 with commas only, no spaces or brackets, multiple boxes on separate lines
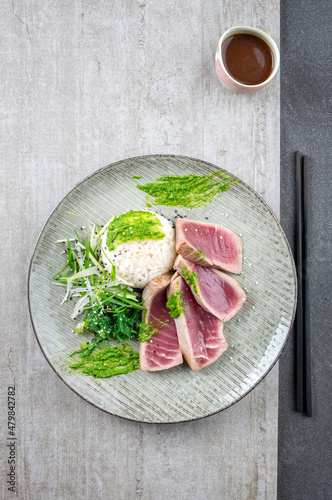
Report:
70,343,140,378
106,211,165,251
136,170,239,209
180,266,199,295
166,290,183,318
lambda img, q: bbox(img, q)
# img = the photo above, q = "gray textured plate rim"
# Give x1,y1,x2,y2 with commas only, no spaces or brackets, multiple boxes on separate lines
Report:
27,154,297,424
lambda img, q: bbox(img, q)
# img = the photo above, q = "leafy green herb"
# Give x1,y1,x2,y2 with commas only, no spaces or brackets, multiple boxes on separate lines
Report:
53,221,146,358
132,175,142,179
71,293,143,357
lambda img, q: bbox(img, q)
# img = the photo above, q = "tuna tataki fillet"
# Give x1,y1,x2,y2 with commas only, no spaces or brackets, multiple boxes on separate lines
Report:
139,272,183,371
174,255,246,322
176,218,242,274
168,275,228,371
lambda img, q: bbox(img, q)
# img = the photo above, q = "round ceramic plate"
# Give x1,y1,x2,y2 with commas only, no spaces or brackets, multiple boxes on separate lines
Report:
28,155,296,423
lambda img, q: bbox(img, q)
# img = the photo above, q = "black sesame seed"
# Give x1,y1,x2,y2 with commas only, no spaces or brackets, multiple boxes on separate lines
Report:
205,217,209,220
153,350,156,353
157,344,159,347
175,210,178,213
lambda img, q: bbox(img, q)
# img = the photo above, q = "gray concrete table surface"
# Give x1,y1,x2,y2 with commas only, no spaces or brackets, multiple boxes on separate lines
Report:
0,2,280,499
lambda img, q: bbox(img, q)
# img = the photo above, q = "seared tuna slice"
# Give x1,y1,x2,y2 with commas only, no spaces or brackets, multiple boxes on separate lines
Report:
168,276,228,371
176,218,242,274
174,255,246,322
139,272,183,371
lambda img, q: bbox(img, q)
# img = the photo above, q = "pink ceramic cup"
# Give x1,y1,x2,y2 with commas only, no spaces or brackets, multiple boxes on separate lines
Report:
215,26,280,94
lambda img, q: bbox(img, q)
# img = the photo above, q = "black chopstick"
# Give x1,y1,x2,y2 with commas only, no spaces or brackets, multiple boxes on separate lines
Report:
295,151,304,413
302,155,312,417
295,152,312,417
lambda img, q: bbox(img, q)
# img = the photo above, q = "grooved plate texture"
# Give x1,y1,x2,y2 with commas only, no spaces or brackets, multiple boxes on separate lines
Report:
29,155,296,423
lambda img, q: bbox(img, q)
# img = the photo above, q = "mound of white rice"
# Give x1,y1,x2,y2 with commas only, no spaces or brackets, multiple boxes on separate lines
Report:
101,212,176,288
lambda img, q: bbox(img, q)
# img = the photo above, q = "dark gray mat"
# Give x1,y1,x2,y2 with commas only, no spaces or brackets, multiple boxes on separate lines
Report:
279,0,332,498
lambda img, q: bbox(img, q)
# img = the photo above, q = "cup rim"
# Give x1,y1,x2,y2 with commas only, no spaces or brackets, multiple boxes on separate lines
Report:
215,26,280,89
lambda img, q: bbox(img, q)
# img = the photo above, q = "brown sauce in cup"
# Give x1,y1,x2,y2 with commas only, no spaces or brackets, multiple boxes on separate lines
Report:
221,33,274,85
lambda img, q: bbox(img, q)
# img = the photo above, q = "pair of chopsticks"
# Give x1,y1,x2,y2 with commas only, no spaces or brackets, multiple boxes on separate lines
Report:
295,152,312,417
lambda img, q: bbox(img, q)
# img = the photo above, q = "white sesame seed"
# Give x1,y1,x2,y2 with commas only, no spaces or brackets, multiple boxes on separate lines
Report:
249,263,251,267
256,281,259,285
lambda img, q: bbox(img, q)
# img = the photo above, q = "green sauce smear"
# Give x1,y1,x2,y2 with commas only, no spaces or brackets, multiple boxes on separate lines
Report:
70,343,140,378
180,265,199,295
136,170,239,209
137,310,172,342
106,211,165,251
166,290,183,318
137,320,159,343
